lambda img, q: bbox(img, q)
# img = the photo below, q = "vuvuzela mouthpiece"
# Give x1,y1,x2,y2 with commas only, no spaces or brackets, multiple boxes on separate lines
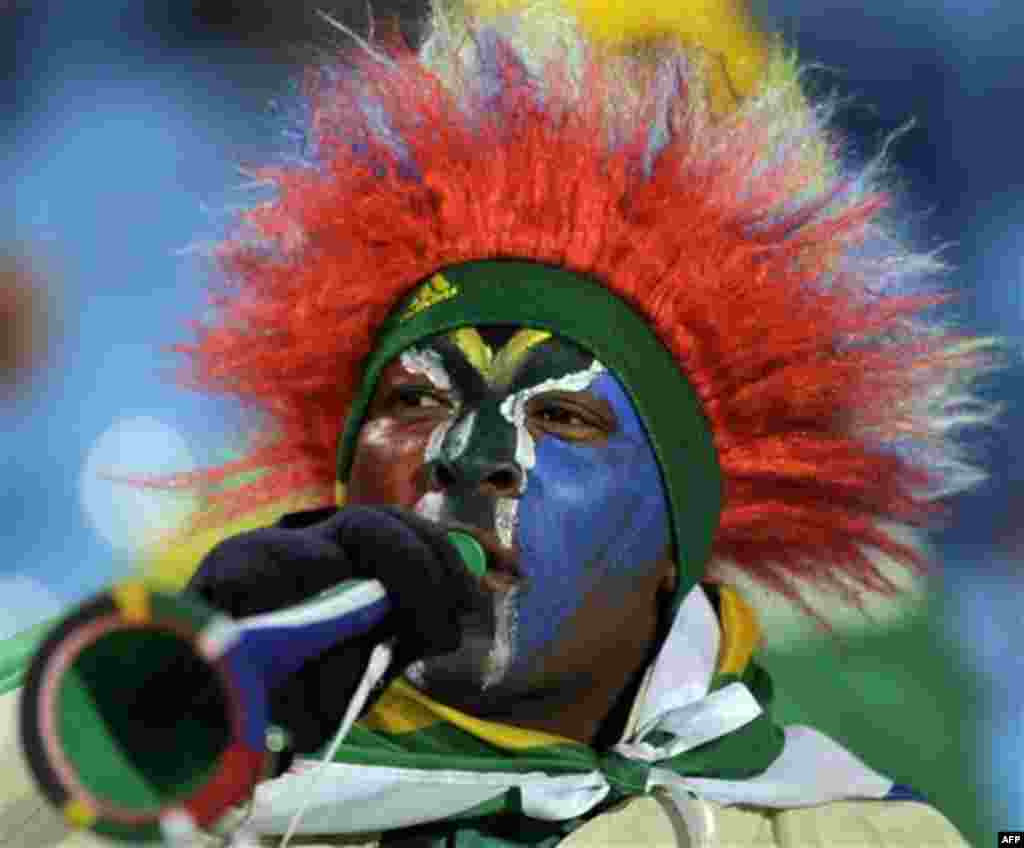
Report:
446,531,489,578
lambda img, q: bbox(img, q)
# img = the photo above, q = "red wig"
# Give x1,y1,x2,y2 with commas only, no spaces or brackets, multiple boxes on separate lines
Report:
169,22,992,615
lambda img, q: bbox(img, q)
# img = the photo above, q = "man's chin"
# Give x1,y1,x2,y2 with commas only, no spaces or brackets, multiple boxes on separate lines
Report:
404,655,574,724
405,581,520,696
404,634,508,700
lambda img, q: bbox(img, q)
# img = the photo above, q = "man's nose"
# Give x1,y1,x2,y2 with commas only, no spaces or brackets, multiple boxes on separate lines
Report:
429,457,524,498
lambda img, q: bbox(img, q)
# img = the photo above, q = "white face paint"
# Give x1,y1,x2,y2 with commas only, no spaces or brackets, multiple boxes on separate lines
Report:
482,587,519,690
399,347,451,391
424,420,452,464
498,359,606,471
400,346,459,466
445,410,477,460
413,491,445,522
494,497,519,549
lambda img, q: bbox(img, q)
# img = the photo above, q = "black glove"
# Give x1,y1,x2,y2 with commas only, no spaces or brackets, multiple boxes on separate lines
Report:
185,505,483,761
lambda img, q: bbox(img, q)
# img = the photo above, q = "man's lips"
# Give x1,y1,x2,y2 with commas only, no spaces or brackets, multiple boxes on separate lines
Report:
444,522,522,588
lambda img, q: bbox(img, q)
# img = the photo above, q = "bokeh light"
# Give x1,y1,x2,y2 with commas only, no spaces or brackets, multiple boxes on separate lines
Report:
0,248,56,402
79,416,198,554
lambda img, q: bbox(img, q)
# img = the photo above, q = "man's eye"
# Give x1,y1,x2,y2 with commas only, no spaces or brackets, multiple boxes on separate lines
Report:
410,394,445,408
533,406,590,428
394,388,451,410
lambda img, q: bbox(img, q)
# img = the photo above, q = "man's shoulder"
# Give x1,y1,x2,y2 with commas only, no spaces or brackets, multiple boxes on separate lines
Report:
558,792,968,847
765,798,968,847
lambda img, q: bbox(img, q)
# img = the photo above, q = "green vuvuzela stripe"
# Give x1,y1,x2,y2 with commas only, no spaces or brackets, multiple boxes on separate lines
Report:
335,724,597,775
0,617,60,695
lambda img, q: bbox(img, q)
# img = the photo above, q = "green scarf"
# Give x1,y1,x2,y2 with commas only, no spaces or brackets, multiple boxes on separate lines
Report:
353,667,782,847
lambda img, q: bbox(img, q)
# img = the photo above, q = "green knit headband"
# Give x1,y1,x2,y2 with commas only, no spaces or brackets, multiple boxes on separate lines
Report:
336,260,721,598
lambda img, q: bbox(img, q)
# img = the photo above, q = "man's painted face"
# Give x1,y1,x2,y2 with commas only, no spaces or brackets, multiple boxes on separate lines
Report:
346,326,672,706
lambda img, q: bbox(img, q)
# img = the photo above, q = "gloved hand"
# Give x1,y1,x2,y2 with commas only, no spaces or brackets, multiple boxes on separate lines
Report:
186,505,483,761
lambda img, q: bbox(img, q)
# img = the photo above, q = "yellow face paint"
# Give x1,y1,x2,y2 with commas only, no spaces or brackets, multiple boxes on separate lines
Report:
489,329,553,386
447,327,494,374
447,327,554,388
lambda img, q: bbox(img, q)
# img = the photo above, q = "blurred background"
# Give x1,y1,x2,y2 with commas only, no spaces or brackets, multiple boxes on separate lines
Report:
3,0,1021,843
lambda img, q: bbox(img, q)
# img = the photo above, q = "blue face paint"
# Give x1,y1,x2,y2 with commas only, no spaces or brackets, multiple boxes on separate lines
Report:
507,370,672,675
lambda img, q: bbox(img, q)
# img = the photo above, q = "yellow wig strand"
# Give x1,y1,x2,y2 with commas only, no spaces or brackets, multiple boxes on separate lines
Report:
464,0,769,113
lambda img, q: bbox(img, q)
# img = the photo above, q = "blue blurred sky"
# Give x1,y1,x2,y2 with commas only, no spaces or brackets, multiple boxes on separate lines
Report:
4,1,291,616
3,0,1022,829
